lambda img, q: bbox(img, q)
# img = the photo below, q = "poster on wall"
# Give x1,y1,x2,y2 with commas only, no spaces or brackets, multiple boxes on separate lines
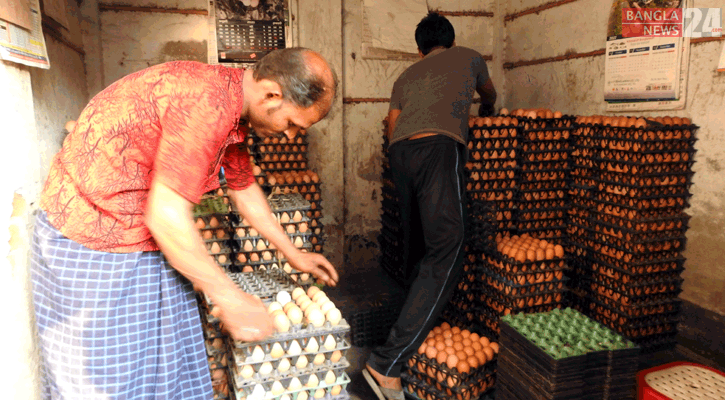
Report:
718,41,725,72
0,0,49,69
604,0,689,111
214,0,287,64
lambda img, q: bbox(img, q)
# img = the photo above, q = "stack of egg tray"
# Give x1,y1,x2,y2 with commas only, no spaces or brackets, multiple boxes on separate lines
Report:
379,134,408,287
498,308,639,400
466,119,521,232
569,120,696,352
515,116,575,241
466,196,498,253
249,131,310,173
477,249,568,337
198,296,234,400
232,193,316,285
440,252,487,333
195,211,237,272
228,303,352,399
340,293,406,347
403,353,497,400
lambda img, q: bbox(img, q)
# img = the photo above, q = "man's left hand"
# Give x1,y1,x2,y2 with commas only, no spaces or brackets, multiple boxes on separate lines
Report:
289,252,339,287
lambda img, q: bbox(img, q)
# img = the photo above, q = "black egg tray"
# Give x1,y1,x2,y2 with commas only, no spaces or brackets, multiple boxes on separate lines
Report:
466,167,519,181
483,295,564,317
467,189,517,203
517,198,569,210
596,148,696,165
254,136,308,152
515,218,567,231
594,180,693,199
584,240,685,265
467,136,520,150
482,268,568,296
404,355,497,398
402,370,496,400
574,274,683,304
586,291,682,318
256,152,307,165
518,188,568,202
581,297,681,332
598,159,695,177
592,199,685,221
524,115,576,129
520,169,569,182
520,162,571,175
470,124,519,137
468,149,518,162
597,137,696,154
195,214,233,230
598,170,694,188
585,260,685,288
567,184,595,199
483,252,567,274
590,231,687,254
466,159,518,171
593,192,691,211
205,336,230,357
518,179,568,191
587,249,685,273
589,312,678,341
231,372,351,400
590,209,690,232
630,331,678,353
517,207,568,221
596,123,697,138
481,285,565,310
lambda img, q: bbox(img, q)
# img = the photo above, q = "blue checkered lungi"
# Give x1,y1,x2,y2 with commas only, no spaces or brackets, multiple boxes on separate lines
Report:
30,211,212,400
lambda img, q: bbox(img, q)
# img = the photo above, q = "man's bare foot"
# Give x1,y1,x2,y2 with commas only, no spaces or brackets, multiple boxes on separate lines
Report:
365,364,402,391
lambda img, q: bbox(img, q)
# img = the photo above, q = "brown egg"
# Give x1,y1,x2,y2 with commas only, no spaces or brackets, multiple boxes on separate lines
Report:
425,344,438,360
436,349,449,364
490,342,499,354
482,346,495,362
467,355,479,370
554,245,564,258
457,360,471,375
479,336,490,347
195,218,206,230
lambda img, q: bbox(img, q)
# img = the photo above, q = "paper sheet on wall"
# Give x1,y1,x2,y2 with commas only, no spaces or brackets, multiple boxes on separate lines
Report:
718,41,725,72
0,0,50,69
0,0,32,31
362,0,427,55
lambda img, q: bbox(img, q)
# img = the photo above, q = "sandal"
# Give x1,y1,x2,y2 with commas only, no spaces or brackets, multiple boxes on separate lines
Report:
362,369,405,400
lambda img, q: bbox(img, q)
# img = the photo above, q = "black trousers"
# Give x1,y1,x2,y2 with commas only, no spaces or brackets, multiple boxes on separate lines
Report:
369,135,468,377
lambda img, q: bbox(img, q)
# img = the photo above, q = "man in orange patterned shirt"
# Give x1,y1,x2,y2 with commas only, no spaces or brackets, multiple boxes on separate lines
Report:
31,48,338,399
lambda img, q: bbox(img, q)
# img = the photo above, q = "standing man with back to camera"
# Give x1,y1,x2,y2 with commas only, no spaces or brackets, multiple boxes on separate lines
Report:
363,12,497,400
31,47,339,400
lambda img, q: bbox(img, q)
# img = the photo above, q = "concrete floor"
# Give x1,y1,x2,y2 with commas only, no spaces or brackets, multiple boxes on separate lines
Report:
329,248,725,400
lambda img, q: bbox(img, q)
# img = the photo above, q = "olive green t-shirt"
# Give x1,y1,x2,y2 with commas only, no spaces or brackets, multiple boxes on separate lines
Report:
389,46,490,146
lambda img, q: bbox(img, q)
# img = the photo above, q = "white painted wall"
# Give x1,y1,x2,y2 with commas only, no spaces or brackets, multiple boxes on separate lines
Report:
503,0,725,315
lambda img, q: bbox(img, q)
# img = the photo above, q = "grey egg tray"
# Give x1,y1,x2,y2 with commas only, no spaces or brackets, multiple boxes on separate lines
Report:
231,371,350,400
230,318,351,351
231,353,350,389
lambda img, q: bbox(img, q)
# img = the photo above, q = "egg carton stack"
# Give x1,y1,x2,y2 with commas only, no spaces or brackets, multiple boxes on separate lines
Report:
194,198,236,272
402,322,499,400
568,116,696,352
498,308,640,400
378,133,408,287
248,131,326,256
231,193,317,286
513,111,575,242
226,285,352,400
477,234,568,338
465,116,521,234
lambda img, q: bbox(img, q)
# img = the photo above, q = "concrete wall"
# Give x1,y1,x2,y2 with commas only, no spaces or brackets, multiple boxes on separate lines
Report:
342,0,501,262
0,1,90,396
502,0,725,315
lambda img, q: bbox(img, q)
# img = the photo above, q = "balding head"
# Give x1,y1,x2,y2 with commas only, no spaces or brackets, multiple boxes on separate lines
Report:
253,48,338,116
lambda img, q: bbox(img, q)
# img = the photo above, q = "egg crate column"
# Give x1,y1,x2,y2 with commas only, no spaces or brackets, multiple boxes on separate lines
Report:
249,131,310,173
195,213,237,271
228,286,351,400
581,119,696,351
499,308,639,400
440,258,486,332
402,322,500,400
515,128,573,242
466,118,521,233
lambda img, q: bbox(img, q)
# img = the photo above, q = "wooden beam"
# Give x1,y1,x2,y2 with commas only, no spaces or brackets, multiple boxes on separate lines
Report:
504,48,605,70
98,4,208,15
436,10,494,18
41,18,85,57
505,0,580,23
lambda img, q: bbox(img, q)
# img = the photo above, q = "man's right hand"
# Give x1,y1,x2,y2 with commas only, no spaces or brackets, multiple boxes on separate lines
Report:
209,285,275,342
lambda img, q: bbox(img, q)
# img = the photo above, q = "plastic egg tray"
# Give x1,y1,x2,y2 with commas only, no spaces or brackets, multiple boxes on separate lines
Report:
598,171,693,188
518,179,568,191
481,268,568,296
206,336,231,357
467,136,520,150
231,371,350,400
521,116,576,131
405,353,497,396
598,159,695,176
598,124,696,140
230,349,350,388
466,160,518,171
230,316,350,351
403,371,496,400
196,214,233,230
638,362,725,400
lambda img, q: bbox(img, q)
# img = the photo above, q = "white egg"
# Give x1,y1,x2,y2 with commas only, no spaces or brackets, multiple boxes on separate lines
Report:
287,340,302,356
251,345,265,362
314,388,325,399
287,306,303,325
295,355,309,369
307,308,325,328
304,337,319,353
297,391,309,400
271,380,285,396
323,335,336,350
267,302,283,314
324,370,336,384
306,374,319,387
277,358,291,373
287,377,302,391
258,362,273,375
330,350,342,363
276,291,292,306
270,342,284,359
326,308,342,326
313,353,325,365
320,300,335,315
291,287,306,301
249,383,265,400
240,364,255,379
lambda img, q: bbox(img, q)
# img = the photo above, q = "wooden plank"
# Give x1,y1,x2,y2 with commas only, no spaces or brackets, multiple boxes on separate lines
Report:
98,4,208,15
